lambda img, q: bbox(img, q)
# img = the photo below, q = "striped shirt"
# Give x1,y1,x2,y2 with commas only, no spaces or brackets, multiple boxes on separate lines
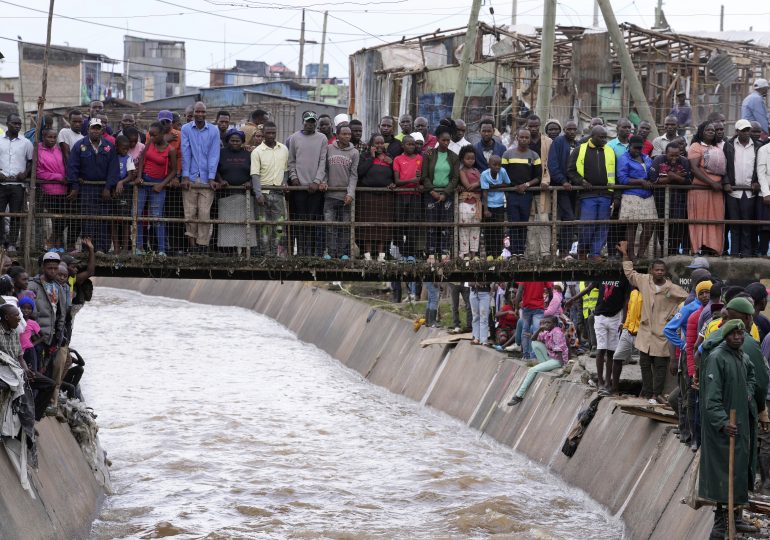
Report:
501,147,541,186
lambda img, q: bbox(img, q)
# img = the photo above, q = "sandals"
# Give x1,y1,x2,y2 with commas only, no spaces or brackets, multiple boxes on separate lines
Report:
470,339,481,345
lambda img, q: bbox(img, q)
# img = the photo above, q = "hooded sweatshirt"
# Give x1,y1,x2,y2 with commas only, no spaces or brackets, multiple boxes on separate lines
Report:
325,141,359,200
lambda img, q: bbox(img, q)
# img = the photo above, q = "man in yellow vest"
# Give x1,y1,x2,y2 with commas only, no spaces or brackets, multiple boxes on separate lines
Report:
566,126,616,261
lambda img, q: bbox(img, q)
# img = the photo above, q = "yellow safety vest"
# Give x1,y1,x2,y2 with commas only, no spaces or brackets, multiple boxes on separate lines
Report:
576,141,615,184
580,281,599,318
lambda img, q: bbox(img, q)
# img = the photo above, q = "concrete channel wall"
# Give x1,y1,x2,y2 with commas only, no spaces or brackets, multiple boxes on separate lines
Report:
0,418,105,540
101,278,714,539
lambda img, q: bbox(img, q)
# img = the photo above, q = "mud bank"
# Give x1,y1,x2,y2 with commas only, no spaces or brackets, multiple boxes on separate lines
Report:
0,417,106,540
100,278,713,539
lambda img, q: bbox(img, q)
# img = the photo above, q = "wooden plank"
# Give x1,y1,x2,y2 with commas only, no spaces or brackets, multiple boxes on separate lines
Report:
420,333,473,347
619,407,679,424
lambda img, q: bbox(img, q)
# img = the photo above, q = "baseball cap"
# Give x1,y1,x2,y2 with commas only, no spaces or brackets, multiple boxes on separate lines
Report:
690,268,711,286
89,117,103,128
302,111,318,122
735,119,752,131
755,78,770,89
410,131,425,143
42,251,61,262
687,256,710,270
61,254,76,265
158,110,174,122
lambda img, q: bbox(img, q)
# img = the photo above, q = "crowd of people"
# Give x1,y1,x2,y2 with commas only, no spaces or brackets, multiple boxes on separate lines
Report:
409,249,769,538
4,82,770,261
0,240,95,464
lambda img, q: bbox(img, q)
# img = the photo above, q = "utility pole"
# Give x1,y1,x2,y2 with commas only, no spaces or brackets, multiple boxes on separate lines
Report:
315,11,328,101
25,0,54,269
452,0,482,119
593,1,599,27
655,0,663,28
535,0,556,120
596,0,659,138
720,5,724,31
286,9,317,82
16,37,26,132
511,0,517,25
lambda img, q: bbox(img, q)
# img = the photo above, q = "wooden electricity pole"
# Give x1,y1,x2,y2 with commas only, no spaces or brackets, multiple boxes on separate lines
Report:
452,0,482,119
25,0,54,268
535,0,556,121
596,0,659,138
315,11,328,101
286,10,317,82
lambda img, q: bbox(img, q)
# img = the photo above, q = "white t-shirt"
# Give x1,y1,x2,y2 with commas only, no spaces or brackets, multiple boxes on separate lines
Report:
57,128,83,150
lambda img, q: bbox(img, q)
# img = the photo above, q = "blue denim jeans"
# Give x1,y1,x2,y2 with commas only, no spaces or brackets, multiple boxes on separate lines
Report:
136,178,167,253
80,183,110,252
520,307,544,359
470,289,490,342
579,195,611,256
426,282,440,310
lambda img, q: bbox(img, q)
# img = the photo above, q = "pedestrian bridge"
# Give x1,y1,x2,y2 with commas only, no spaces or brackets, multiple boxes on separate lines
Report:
14,182,769,282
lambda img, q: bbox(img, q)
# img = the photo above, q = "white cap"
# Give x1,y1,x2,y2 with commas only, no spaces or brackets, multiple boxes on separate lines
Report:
755,78,769,89
333,113,350,127
89,117,103,127
42,251,61,262
735,119,752,131
410,131,424,143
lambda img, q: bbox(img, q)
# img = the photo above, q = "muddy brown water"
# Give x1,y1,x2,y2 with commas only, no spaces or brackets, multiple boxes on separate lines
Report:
75,288,625,539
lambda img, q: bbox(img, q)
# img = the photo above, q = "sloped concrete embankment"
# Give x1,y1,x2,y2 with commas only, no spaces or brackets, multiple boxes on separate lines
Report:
0,418,106,540
100,278,714,539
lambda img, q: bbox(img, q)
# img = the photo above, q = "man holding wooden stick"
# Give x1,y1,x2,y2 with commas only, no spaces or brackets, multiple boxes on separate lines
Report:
699,319,756,539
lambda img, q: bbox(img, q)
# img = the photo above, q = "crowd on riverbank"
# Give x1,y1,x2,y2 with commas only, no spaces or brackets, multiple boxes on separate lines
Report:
0,238,94,466
398,248,770,537
6,79,770,260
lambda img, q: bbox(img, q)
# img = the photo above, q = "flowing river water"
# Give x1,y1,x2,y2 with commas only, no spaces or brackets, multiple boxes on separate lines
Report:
74,287,625,539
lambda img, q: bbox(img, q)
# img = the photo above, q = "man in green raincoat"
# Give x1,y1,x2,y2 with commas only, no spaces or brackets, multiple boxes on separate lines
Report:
701,297,770,535
699,319,756,539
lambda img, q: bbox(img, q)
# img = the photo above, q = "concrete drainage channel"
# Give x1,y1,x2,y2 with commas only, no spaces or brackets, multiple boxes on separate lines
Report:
99,278,715,539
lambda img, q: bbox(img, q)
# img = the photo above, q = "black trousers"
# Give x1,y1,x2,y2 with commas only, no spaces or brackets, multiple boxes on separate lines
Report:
0,184,26,247
290,190,324,256
725,192,756,256
483,207,506,257
449,283,472,329
30,374,55,421
556,190,576,254
394,195,422,257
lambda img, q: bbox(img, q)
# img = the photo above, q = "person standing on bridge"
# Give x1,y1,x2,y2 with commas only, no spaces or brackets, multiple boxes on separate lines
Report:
251,122,289,258
742,79,769,139
547,120,579,258
619,240,687,405
288,111,328,257
567,126,615,261
724,119,761,258
181,102,221,254
687,122,726,256
66,117,119,253
323,124,358,260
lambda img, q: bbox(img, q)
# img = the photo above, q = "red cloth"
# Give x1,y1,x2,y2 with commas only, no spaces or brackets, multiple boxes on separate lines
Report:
519,282,553,310
497,303,517,329
685,306,704,377
642,139,653,156
143,143,172,179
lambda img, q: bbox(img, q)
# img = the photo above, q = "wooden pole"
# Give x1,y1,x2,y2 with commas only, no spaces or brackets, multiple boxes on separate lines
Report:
728,408,736,540
452,0,482,119
596,0,660,138
315,11,328,101
299,9,306,81
25,0,54,269
17,39,26,132
535,0,556,121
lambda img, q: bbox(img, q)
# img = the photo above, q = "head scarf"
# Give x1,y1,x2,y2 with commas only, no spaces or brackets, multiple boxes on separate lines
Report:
695,280,713,295
225,128,245,143
726,297,755,315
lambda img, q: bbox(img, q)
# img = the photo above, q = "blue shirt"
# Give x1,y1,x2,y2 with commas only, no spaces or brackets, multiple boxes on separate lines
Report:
607,138,629,160
480,168,510,208
663,299,702,350
66,137,120,188
181,121,220,182
617,152,653,198
473,139,506,172
741,91,769,133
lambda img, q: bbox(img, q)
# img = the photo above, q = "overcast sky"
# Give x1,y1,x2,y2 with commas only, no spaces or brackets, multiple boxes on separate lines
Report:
0,0,767,88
